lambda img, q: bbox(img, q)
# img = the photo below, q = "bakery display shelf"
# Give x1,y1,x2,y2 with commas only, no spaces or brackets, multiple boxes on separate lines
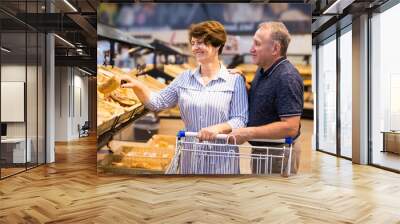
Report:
98,164,165,175
234,63,311,85
114,103,143,128
145,67,176,83
304,79,312,86
97,116,119,137
97,105,149,150
98,24,154,50
158,114,181,119
98,136,176,175
162,64,194,79
100,64,155,78
158,107,181,119
302,102,314,119
295,64,311,76
147,39,190,82
98,153,165,175
136,74,167,91
98,24,155,67
151,39,189,57
97,102,141,136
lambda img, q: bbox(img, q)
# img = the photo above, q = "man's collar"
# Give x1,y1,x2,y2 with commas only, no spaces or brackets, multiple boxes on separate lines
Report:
260,56,287,76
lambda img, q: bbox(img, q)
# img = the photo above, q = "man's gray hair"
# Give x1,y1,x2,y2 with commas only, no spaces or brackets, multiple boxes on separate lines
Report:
258,22,291,56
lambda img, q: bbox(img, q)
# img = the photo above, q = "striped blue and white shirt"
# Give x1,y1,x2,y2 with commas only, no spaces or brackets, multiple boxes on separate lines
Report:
145,65,248,174
145,65,248,132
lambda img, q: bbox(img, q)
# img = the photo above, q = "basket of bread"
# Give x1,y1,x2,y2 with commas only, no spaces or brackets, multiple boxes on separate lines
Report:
98,135,176,174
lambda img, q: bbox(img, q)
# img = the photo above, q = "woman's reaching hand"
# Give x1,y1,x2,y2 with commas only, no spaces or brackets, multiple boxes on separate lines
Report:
120,75,139,88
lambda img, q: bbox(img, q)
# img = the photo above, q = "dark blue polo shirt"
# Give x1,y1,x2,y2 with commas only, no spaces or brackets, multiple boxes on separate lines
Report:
248,57,304,140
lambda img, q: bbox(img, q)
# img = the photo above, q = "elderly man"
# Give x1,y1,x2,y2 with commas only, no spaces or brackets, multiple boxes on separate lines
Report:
230,22,304,174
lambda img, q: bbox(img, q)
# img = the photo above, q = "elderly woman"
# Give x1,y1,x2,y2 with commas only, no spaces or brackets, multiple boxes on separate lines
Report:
120,20,248,174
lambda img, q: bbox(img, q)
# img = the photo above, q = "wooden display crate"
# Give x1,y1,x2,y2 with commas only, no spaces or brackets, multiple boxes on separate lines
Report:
97,116,119,136
98,135,176,175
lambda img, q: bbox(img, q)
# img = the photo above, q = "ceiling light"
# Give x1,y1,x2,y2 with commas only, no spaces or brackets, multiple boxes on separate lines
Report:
54,34,75,48
323,0,355,15
78,68,92,76
63,0,78,12
1,47,11,53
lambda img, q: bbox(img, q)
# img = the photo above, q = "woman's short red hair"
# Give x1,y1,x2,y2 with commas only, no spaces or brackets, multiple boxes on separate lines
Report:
188,20,227,55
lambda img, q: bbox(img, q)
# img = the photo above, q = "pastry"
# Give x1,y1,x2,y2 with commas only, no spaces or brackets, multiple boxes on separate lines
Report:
110,87,139,106
98,75,120,95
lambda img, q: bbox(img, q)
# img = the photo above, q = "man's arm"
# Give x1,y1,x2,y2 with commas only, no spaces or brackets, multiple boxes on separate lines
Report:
230,116,300,144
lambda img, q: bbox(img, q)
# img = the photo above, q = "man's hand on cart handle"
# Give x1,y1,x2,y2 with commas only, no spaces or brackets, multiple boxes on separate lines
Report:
229,128,293,145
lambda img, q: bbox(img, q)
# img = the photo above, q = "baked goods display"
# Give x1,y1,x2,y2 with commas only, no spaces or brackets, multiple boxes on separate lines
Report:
110,87,139,107
295,64,312,76
163,64,186,78
234,64,258,83
98,75,120,95
103,135,176,172
97,65,171,135
163,63,195,78
136,74,166,92
158,105,181,118
97,66,143,135
97,95,124,119
97,62,188,172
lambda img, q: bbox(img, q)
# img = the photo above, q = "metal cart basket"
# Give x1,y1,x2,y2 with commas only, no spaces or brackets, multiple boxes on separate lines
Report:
166,131,294,176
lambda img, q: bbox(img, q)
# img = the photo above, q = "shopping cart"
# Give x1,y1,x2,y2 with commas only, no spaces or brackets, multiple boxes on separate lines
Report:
166,131,294,176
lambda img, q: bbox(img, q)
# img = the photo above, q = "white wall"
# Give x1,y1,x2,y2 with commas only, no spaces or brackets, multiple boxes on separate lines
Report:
54,67,89,141
1,65,36,138
1,64,46,164
1,65,26,139
71,72,89,138
55,66,69,141
76,74,89,122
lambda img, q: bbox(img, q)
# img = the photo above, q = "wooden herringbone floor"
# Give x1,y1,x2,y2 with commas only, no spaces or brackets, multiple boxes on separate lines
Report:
1,121,400,223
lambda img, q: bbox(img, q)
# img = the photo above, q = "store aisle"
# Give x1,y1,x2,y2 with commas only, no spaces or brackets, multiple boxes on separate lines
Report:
1,124,400,223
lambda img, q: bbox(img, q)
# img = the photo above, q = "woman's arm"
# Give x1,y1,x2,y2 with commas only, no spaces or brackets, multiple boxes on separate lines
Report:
198,76,249,141
226,75,249,129
120,74,180,111
198,123,232,141
120,75,152,104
